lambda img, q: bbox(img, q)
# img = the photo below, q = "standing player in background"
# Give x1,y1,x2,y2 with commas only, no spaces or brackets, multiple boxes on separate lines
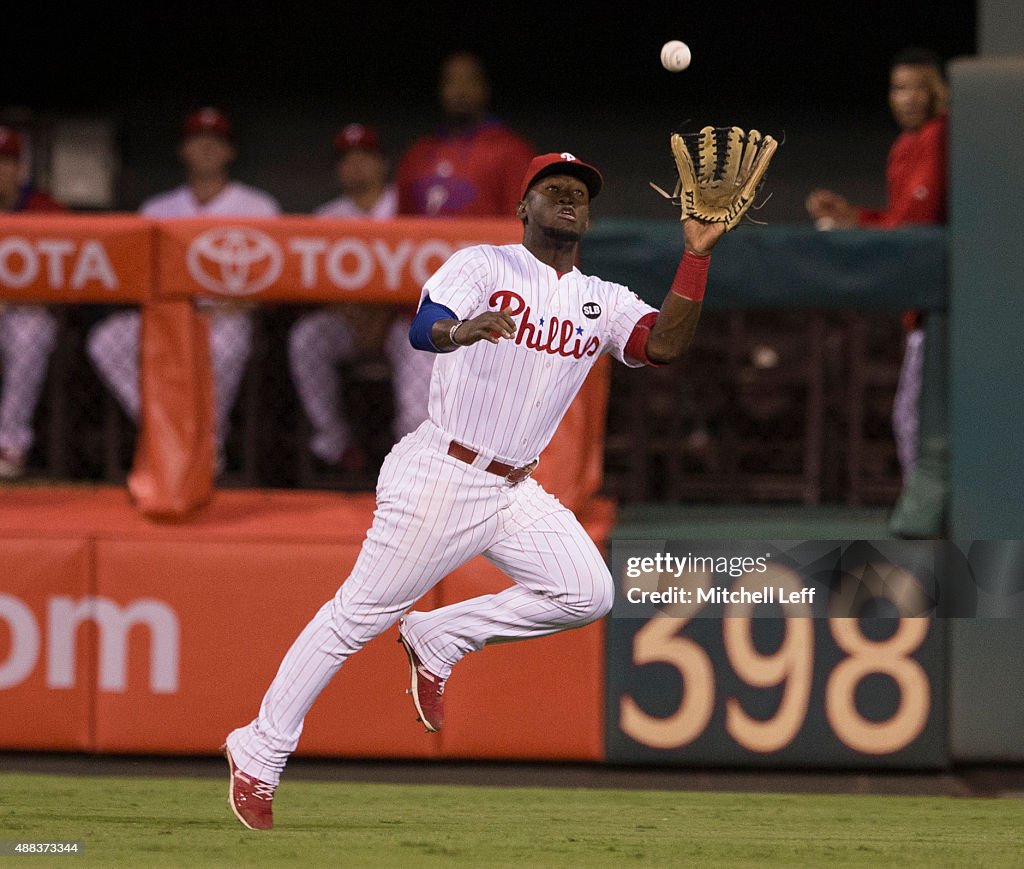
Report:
87,108,279,474
806,47,948,483
224,152,728,830
288,124,432,474
397,51,534,217
0,126,67,480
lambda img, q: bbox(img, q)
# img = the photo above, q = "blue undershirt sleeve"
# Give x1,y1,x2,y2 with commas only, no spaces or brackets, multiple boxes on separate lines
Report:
409,294,459,352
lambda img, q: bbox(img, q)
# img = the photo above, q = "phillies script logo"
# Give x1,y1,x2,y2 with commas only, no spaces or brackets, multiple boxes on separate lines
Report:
187,226,283,296
489,290,599,359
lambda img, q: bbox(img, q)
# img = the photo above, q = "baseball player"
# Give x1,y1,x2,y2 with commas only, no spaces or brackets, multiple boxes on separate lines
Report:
224,152,727,831
288,124,432,471
0,126,67,480
806,47,948,481
86,107,279,474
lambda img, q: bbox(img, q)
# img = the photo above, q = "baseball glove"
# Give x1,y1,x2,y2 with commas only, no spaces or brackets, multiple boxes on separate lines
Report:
651,126,778,230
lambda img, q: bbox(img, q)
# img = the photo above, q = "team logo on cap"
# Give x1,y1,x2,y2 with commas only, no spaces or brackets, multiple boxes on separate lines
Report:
187,226,283,296
582,302,601,319
560,152,577,162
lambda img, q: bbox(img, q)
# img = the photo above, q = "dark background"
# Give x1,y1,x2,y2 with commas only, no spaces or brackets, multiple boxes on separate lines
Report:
3,1,978,220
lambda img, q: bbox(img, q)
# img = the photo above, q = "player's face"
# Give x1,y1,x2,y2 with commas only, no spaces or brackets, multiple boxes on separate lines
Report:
179,133,236,176
337,149,387,195
440,54,490,122
889,64,943,131
520,173,591,241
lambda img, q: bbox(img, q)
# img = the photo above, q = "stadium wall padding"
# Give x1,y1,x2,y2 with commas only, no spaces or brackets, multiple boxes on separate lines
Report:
949,619,1024,761
948,56,1024,537
0,488,614,761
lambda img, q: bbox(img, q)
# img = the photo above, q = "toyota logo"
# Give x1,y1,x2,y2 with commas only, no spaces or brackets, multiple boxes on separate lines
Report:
186,226,283,296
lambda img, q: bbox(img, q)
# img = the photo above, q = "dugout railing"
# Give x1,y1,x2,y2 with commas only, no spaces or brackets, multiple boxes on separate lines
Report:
0,216,945,513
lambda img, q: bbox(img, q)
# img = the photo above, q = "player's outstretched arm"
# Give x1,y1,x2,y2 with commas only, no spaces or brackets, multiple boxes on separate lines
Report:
644,220,725,364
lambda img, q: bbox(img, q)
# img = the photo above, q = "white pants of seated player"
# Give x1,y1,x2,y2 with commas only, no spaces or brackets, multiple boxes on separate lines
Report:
0,305,57,455
892,327,925,480
288,310,432,463
87,307,252,452
226,421,613,786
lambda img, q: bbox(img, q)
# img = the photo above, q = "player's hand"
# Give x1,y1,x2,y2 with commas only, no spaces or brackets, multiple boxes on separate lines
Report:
683,218,727,257
454,307,518,346
805,189,857,227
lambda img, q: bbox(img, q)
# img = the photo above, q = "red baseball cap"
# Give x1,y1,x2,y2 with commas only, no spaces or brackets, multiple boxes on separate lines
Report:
0,126,23,159
333,123,381,154
183,107,232,140
520,152,603,201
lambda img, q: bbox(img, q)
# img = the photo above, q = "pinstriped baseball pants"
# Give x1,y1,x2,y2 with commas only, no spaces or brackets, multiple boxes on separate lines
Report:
893,327,925,480
227,420,613,785
0,305,56,455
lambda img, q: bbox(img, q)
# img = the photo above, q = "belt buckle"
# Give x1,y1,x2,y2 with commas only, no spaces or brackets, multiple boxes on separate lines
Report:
505,460,537,485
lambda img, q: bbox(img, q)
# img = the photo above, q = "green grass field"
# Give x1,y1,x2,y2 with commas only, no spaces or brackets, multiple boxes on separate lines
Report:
2,772,1022,868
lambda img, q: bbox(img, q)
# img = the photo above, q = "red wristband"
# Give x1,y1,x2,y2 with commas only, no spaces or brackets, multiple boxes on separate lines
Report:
671,250,710,302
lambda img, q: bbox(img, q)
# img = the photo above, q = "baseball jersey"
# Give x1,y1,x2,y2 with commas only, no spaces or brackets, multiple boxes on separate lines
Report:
315,185,397,219
397,119,534,217
314,185,406,322
0,188,64,318
11,188,66,213
857,114,947,228
421,243,657,464
140,181,280,217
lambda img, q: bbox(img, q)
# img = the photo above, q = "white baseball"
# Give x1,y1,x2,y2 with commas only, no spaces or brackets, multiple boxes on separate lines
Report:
660,40,691,72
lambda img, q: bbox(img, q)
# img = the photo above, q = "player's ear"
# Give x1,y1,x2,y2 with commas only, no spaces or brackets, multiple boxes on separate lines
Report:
516,199,527,222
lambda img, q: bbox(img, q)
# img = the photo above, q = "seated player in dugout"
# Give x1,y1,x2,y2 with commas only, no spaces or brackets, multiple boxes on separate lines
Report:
0,126,67,481
224,146,771,830
289,124,431,477
86,108,280,477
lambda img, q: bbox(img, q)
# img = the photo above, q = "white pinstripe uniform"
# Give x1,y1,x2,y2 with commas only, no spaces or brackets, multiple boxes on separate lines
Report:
87,182,279,455
227,242,657,785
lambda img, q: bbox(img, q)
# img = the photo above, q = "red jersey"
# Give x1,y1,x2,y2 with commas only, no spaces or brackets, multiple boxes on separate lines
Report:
857,114,947,228
12,188,66,213
396,118,534,217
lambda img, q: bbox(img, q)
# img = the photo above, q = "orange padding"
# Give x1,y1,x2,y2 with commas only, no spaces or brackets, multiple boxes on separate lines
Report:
0,486,614,761
1,215,608,520
127,299,216,519
0,215,522,304
0,216,153,303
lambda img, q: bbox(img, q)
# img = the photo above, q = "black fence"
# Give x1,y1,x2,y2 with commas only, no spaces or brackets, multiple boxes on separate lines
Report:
3,303,904,505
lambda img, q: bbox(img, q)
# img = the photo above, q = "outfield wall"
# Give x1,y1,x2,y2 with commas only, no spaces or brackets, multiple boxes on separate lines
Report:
0,487,612,761
8,491,1023,768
